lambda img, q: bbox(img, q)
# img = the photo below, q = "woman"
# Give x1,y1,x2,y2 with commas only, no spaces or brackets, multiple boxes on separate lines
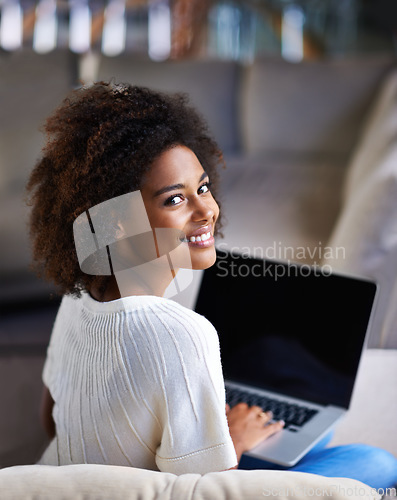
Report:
27,82,283,474
27,82,397,487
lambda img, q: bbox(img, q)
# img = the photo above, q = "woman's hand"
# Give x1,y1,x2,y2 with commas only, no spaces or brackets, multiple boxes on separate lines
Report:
226,403,284,464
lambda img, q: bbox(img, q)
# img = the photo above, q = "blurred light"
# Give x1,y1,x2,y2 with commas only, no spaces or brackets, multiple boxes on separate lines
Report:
0,1,23,51
69,0,91,54
33,0,57,54
210,3,241,60
102,0,126,57
281,4,305,63
148,0,171,61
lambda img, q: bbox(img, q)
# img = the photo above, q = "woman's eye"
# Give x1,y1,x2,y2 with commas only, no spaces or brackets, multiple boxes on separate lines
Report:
164,194,183,206
198,182,211,194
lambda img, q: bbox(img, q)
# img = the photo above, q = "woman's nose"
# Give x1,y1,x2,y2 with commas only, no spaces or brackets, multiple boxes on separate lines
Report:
191,196,216,222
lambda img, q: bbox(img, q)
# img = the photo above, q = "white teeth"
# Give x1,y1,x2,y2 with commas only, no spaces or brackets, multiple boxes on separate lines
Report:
185,231,211,243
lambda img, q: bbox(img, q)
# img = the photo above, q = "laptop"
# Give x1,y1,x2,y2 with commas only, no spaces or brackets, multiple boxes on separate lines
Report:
193,249,378,467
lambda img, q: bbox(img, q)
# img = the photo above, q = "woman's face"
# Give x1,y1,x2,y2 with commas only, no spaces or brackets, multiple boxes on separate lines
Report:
140,145,220,270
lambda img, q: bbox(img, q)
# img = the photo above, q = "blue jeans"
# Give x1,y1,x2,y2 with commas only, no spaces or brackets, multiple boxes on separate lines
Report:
238,432,397,490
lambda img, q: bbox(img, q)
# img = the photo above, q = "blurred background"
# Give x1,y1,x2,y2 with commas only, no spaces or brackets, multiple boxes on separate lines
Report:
1,0,396,308
1,0,396,62
1,0,397,468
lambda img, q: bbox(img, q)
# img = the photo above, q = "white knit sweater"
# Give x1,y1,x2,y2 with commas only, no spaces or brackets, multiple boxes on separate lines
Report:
38,292,237,475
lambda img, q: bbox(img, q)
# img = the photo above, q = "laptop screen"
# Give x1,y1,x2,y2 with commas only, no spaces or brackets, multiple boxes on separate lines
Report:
194,250,378,409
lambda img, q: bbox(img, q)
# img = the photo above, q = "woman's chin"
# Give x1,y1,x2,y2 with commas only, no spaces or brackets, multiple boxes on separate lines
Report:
190,246,217,270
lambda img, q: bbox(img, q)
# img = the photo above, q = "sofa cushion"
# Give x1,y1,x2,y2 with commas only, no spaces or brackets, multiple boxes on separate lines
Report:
217,152,346,265
96,56,241,155
240,56,393,157
0,49,73,278
322,68,397,348
0,49,72,194
342,67,397,197
329,349,397,456
0,464,382,500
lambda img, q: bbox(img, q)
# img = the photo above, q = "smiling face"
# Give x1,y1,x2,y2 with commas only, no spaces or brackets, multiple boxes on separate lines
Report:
140,145,220,270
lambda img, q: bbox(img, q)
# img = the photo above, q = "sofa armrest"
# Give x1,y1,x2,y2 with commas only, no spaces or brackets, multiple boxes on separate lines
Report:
0,464,382,500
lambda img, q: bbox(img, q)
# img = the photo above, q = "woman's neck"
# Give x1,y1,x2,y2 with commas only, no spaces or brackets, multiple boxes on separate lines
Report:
89,264,178,302
89,276,121,302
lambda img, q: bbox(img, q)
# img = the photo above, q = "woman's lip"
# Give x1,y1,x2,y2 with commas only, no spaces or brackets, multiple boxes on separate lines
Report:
185,224,212,239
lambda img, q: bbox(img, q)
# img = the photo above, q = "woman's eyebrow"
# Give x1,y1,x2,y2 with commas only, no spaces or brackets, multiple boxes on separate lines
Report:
153,172,208,198
199,171,208,182
153,183,184,197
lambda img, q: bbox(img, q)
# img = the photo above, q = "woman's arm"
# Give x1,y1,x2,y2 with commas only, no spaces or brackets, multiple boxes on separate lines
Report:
40,385,56,440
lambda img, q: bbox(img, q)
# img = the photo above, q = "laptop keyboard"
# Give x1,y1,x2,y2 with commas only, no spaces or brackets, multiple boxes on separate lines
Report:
226,386,318,429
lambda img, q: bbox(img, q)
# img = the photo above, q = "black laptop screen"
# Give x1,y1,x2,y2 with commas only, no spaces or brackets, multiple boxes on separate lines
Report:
194,250,377,409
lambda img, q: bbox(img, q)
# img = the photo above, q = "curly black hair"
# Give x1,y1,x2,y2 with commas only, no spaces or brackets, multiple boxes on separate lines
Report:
26,81,225,297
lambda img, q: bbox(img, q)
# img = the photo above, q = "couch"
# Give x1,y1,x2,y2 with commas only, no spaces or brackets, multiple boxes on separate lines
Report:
1,50,397,346
95,53,397,350
0,463,388,500
1,50,397,493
